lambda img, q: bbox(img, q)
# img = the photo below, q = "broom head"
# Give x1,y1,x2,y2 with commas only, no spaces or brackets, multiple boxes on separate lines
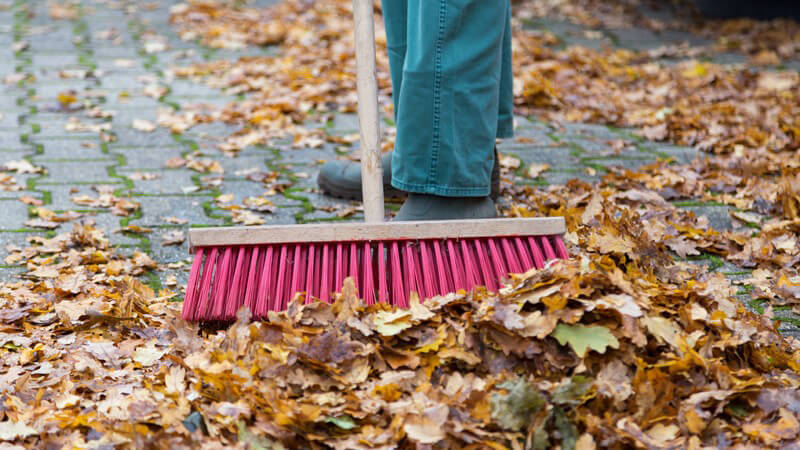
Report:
182,217,568,322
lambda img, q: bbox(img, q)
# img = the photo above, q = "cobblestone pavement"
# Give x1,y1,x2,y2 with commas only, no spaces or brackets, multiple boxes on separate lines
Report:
0,0,797,336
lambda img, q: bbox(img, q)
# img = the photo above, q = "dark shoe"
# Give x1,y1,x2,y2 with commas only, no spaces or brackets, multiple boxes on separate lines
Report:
317,152,402,200
318,149,501,201
393,194,497,221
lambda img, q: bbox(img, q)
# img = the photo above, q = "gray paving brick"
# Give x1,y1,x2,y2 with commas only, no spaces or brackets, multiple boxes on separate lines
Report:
110,145,184,169
0,131,23,149
680,205,733,232
32,139,107,160
132,195,222,227
0,200,31,228
40,161,115,183
123,169,196,195
112,126,178,147
30,53,79,68
500,145,579,171
46,184,107,211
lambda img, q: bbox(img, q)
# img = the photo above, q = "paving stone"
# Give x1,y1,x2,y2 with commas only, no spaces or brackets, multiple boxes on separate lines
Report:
557,122,620,141
46,184,108,211
32,139,107,160
97,72,151,92
149,230,190,263
40,160,115,183
0,112,24,129
166,80,223,98
541,170,600,186
218,180,296,208
122,169,196,195
103,94,162,110
183,122,243,142
501,145,580,171
262,206,305,225
582,156,657,170
0,230,44,260
0,200,31,228
278,147,334,166
92,46,141,60
33,120,106,139
25,31,75,52
529,19,612,51
216,154,270,176
163,95,235,109
110,145,184,169
679,205,733,232
30,53,79,68
32,81,96,100
641,143,698,164
112,126,179,148
0,265,26,282
132,195,222,227
0,131,24,148
110,107,163,128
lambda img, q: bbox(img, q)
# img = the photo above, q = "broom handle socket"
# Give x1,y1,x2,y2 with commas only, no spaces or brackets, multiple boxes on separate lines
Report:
353,0,385,224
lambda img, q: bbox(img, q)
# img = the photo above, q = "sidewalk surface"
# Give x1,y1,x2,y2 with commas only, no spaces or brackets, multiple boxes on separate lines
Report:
0,0,797,336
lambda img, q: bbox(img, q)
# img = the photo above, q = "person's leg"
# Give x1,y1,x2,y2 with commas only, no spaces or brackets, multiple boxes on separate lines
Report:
381,0,407,120
497,4,514,140
391,0,510,198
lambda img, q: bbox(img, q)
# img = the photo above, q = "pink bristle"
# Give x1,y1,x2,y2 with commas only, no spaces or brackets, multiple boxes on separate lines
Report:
487,239,508,285
183,248,205,320
419,241,437,299
377,242,388,303
554,235,569,259
349,242,359,288
473,240,497,291
254,246,274,318
211,247,234,320
224,247,249,319
305,244,316,303
448,240,466,291
196,247,219,320
274,245,290,311
460,240,481,290
528,236,546,269
312,244,322,299
334,243,344,293
243,247,262,313
289,244,305,306
433,240,453,294
514,237,534,271
540,236,557,261
390,242,404,305
402,242,421,305
225,246,250,315
320,244,332,303
501,238,523,274
362,242,376,305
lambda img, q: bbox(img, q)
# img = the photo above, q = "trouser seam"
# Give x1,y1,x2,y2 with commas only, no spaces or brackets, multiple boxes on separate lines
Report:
427,0,446,186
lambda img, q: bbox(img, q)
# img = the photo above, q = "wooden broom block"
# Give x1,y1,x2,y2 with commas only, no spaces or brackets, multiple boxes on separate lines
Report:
189,217,566,248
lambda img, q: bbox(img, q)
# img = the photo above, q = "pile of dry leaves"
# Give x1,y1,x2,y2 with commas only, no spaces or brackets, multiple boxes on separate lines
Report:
1,201,799,447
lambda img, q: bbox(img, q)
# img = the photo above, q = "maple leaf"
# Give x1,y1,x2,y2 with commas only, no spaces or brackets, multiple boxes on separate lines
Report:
551,324,620,358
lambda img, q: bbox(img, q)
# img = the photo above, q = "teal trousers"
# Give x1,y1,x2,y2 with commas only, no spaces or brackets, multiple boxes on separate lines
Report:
383,0,514,197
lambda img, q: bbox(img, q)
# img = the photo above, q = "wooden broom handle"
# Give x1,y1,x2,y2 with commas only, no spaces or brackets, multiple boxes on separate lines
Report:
353,0,385,223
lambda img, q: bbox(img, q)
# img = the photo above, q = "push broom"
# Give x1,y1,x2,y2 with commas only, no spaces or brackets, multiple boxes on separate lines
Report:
181,0,569,322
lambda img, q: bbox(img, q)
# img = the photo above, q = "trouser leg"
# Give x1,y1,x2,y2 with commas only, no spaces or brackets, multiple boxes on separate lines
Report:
391,0,512,197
